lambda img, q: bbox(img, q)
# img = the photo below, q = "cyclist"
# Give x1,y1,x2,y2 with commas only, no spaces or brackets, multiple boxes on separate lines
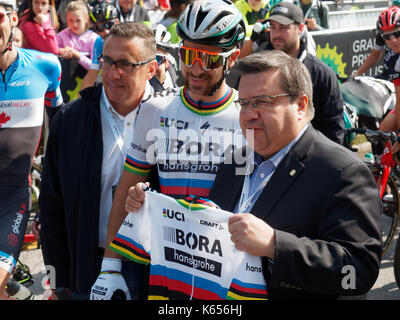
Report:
354,2,400,77
79,2,119,91
0,0,63,298
374,6,400,138
90,0,247,299
151,23,178,88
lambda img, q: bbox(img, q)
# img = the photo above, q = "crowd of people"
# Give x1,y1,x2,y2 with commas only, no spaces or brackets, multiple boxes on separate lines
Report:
1,0,396,301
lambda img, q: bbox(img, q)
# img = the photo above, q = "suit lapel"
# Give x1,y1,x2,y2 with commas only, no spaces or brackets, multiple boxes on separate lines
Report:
250,126,315,220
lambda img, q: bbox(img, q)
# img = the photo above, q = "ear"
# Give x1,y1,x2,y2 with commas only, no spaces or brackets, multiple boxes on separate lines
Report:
227,48,241,69
298,23,305,35
10,11,18,27
296,94,308,120
146,59,157,80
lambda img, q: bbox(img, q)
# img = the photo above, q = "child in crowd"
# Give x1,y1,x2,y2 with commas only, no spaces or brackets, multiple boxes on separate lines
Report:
12,27,23,47
18,0,59,54
57,0,99,70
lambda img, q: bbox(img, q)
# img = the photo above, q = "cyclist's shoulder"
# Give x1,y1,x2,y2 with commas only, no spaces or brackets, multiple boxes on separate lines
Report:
16,48,61,80
141,87,182,110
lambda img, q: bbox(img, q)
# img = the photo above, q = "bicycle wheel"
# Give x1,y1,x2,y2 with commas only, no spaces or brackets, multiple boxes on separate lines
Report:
371,168,400,256
394,237,400,289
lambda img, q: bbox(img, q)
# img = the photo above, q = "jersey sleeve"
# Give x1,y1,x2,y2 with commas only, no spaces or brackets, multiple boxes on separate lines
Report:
124,101,159,177
41,53,64,108
89,36,103,71
109,197,152,265
226,254,268,300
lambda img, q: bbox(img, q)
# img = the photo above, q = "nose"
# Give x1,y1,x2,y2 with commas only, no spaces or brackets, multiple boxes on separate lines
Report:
191,59,205,72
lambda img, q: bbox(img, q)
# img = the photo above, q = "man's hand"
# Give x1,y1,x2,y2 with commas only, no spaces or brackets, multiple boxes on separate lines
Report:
228,213,275,258
90,258,131,300
125,182,149,213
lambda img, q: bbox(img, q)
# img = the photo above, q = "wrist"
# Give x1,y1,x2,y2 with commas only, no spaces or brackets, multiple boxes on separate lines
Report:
101,257,122,273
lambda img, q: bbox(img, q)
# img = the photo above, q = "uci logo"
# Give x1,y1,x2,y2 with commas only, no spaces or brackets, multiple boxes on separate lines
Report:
163,208,185,222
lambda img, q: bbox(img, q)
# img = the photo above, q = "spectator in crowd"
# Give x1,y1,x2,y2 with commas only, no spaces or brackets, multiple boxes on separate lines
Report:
234,0,271,37
18,0,59,54
239,1,344,145
79,2,119,91
12,25,23,46
151,23,177,88
158,0,190,43
39,22,161,299
113,0,149,22
57,0,99,71
0,0,63,299
90,0,246,300
207,50,381,300
303,0,329,31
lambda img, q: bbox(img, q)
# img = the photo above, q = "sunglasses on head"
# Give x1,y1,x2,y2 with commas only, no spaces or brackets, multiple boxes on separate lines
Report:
92,21,115,33
382,30,400,41
178,45,236,71
0,11,11,23
156,54,167,66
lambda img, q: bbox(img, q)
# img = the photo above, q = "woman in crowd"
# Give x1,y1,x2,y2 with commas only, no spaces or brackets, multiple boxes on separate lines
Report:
18,0,59,54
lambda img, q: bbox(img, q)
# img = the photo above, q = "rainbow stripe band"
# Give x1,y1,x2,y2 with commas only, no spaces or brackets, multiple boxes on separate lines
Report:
100,271,122,276
124,155,152,176
180,87,234,116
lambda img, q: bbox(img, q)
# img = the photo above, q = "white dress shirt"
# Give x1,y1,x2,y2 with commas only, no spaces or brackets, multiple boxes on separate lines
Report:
98,82,153,248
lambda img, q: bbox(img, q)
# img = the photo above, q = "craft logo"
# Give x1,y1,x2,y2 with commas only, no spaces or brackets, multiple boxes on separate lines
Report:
163,208,185,222
7,234,18,247
200,219,224,230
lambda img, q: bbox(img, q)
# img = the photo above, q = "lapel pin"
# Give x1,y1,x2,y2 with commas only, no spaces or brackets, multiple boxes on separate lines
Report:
289,169,296,176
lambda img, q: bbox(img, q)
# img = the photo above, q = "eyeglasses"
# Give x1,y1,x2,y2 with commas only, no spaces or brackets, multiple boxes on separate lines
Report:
382,30,400,41
99,55,154,73
92,21,115,33
0,11,11,23
234,94,293,111
156,54,167,66
178,45,236,71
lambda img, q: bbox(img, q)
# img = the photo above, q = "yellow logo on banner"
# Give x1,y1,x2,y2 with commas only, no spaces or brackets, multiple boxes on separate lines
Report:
316,43,347,78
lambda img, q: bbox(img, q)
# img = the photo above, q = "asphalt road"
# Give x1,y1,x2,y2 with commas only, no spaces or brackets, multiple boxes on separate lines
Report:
18,238,400,300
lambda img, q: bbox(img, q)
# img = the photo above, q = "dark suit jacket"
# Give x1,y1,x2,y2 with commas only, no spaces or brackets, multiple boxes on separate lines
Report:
209,126,382,300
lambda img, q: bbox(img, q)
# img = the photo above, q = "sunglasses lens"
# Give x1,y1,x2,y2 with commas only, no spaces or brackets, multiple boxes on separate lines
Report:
178,47,224,70
156,55,166,65
383,30,400,40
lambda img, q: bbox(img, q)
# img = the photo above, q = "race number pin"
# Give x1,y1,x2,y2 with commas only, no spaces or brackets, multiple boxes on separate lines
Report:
289,169,296,176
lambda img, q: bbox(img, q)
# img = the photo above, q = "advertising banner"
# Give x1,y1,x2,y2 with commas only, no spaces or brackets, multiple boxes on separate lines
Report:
312,27,384,77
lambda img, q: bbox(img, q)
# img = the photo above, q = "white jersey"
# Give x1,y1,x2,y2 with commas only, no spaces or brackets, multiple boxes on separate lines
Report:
124,86,246,198
110,190,268,300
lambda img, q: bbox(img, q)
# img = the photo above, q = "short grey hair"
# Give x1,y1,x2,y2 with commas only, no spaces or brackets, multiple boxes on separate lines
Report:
106,22,156,60
234,50,314,120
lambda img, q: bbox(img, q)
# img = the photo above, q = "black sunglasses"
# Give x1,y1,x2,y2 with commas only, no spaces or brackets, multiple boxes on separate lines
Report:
93,21,115,33
382,30,400,41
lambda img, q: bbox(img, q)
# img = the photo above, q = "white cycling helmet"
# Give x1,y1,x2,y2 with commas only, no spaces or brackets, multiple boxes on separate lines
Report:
151,24,172,51
176,0,246,49
0,0,16,10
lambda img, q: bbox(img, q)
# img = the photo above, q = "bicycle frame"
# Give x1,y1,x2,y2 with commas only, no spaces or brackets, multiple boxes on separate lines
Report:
377,140,396,199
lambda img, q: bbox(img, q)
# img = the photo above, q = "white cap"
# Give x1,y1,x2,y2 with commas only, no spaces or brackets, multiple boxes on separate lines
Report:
0,0,17,11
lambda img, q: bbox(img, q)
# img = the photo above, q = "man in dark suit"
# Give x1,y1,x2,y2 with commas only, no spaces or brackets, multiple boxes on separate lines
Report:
209,50,382,299
124,50,381,300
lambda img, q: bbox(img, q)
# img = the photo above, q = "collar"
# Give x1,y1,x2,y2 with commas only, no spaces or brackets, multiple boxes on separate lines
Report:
100,80,153,119
180,86,235,116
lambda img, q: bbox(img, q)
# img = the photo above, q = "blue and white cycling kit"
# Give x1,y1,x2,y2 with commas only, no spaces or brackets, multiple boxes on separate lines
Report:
0,47,63,274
